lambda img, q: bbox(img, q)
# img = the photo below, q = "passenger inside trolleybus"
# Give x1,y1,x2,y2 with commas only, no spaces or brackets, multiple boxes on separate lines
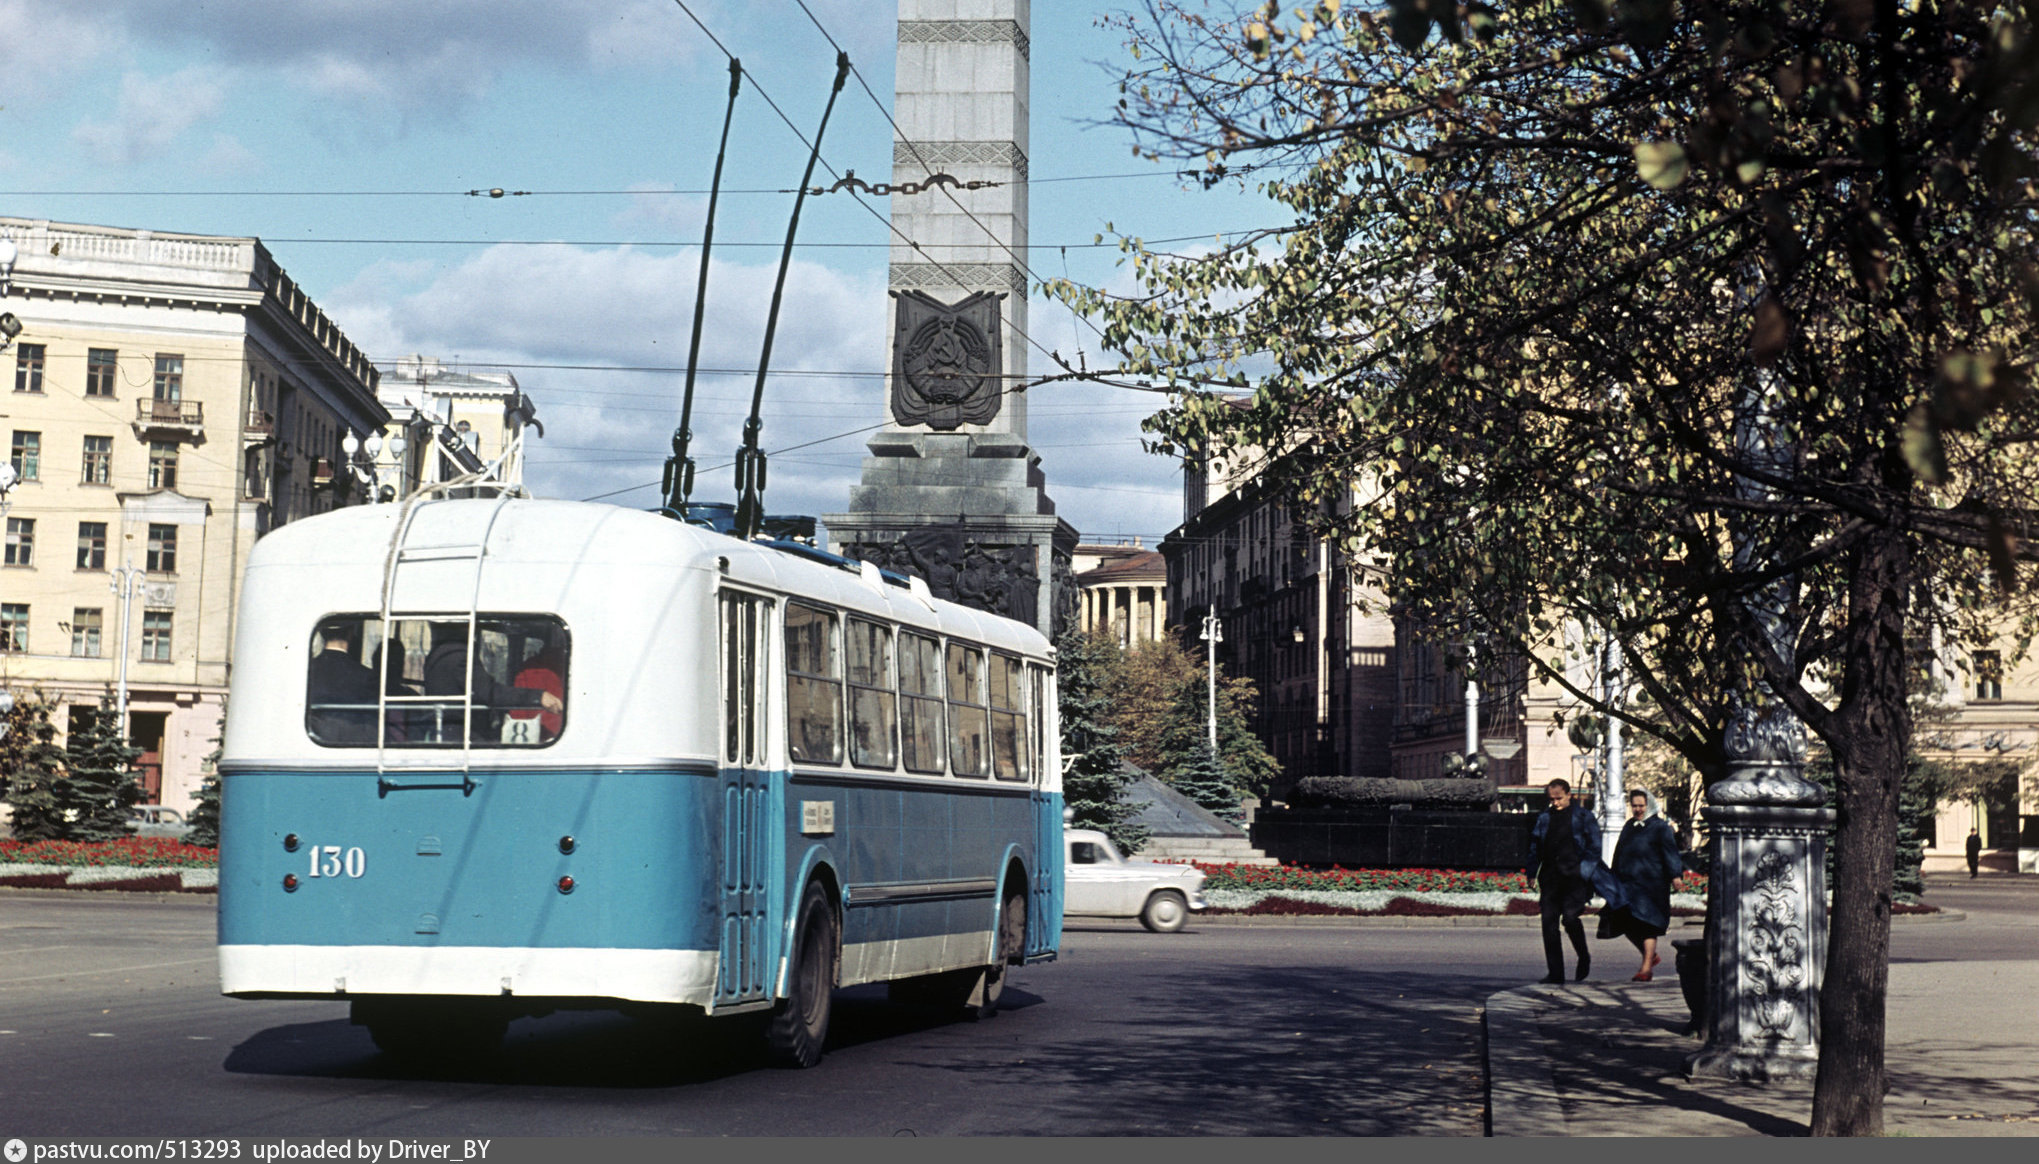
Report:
305,622,378,745
423,621,562,744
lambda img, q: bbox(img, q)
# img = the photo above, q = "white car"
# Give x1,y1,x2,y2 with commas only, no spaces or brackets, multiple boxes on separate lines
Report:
1063,828,1208,933
127,805,192,839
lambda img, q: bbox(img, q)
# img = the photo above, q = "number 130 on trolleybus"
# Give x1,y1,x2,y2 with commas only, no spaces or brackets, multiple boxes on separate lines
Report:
217,494,1064,1066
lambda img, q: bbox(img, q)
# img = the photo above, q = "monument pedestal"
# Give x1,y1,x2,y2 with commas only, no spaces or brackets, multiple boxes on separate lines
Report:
826,431,1076,636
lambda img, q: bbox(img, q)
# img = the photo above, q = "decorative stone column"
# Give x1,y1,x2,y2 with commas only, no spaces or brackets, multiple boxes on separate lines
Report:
1686,375,1836,1083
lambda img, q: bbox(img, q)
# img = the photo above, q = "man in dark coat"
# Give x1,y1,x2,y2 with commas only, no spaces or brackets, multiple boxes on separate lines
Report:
1527,778,1610,984
1967,828,1983,879
306,624,379,745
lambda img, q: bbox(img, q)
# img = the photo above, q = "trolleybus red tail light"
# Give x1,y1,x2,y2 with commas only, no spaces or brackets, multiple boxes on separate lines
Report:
282,874,299,892
557,876,575,894
283,834,300,852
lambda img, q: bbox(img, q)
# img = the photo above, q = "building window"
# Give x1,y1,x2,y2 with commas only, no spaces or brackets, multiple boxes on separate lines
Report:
154,354,183,401
146,523,177,573
77,521,106,570
141,610,173,661
81,435,112,485
148,442,179,490
1974,650,2003,702
4,516,32,566
0,603,26,652
10,430,39,481
13,344,44,394
71,607,102,657
86,349,119,397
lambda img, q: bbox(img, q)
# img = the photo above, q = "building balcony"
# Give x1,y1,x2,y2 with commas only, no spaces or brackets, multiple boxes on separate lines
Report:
134,398,204,440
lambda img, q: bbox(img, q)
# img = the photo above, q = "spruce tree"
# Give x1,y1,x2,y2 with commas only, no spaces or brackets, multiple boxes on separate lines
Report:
186,701,226,848
59,695,142,842
1055,629,1147,855
1163,739,1244,825
2,692,69,841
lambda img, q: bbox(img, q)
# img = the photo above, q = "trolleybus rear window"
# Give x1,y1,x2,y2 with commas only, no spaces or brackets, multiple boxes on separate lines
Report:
305,614,569,748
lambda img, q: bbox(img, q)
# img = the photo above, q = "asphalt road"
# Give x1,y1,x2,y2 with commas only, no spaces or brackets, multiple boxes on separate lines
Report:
0,895,1506,1137
1,877,2021,1138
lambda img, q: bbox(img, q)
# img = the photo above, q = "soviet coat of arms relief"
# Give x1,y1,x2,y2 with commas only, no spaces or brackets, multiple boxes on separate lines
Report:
890,289,1006,430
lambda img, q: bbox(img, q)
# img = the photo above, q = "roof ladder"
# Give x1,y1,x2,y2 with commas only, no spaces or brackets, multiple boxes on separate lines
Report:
371,488,517,795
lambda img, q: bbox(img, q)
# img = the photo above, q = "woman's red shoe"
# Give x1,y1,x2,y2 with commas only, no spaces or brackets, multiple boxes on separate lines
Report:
1632,970,1654,982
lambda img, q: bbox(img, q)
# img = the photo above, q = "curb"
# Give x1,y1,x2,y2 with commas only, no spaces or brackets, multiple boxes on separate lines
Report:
1483,986,1569,1137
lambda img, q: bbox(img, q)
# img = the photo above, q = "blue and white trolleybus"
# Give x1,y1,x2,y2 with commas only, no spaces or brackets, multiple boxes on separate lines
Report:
217,493,1063,1066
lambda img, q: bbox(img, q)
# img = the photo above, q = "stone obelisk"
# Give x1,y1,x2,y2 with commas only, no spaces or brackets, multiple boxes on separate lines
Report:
824,0,1077,637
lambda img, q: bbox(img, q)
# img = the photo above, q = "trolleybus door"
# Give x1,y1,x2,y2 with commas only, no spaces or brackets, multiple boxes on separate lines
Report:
716,591,775,1007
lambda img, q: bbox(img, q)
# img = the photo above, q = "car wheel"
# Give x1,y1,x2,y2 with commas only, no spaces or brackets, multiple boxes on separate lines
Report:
1140,889,1190,933
765,880,837,1068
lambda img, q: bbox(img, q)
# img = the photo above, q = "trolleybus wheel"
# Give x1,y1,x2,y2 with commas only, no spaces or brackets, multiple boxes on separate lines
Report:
1140,889,1190,933
353,997,507,1066
766,880,837,1068
961,885,1027,1021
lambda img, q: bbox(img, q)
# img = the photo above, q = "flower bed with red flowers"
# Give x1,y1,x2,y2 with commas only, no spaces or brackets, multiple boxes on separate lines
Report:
0,837,218,868
1191,862,1711,898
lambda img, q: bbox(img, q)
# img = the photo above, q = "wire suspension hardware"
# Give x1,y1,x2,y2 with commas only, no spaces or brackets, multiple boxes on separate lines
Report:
734,50,850,542
663,56,742,521
806,171,996,197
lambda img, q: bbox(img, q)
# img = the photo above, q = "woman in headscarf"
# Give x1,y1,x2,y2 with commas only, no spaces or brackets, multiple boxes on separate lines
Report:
1598,787,1685,981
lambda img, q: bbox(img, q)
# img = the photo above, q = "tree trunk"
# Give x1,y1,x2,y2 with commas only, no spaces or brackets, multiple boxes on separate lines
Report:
1810,525,1911,1136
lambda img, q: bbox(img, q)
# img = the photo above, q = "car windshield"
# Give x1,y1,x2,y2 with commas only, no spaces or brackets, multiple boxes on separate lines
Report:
1071,839,1120,865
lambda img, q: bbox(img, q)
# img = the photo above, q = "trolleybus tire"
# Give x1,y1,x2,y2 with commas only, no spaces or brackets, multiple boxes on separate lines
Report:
1139,889,1190,933
352,997,507,1065
959,885,1027,1021
765,880,838,1068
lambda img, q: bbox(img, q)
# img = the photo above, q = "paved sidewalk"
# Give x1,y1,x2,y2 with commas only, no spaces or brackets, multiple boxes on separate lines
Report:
1486,958,2039,1136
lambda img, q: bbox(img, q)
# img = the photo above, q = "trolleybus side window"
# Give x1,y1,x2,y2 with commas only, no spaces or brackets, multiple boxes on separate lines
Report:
846,616,898,770
785,602,844,765
721,593,771,767
305,614,568,748
899,630,946,775
946,641,989,778
988,652,1029,783
1029,663,1051,783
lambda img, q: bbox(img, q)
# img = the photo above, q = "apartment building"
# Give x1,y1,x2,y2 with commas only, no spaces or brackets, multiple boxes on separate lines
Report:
0,216,387,813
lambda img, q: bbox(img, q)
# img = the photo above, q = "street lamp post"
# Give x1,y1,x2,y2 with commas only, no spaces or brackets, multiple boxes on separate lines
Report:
1600,633,1627,865
110,564,145,728
1200,607,1223,752
1685,373,1834,1082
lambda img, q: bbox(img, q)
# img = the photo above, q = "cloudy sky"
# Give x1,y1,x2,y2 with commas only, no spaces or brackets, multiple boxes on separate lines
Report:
0,1,1277,546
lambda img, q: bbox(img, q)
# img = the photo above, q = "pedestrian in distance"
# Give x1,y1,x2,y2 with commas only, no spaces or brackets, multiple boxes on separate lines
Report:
1597,788,1684,981
1967,827,1982,879
1527,777,1619,984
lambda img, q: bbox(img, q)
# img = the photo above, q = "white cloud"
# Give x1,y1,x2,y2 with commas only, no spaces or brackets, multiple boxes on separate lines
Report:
0,0,119,102
321,239,1187,541
199,133,260,176
323,242,888,513
72,67,229,165
611,184,708,236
